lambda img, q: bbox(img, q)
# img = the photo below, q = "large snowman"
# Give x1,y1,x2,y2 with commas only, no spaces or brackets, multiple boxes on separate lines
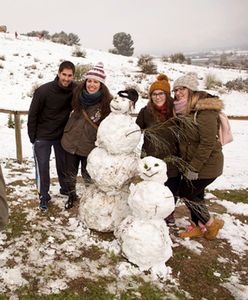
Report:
115,156,175,276
78,89,142,232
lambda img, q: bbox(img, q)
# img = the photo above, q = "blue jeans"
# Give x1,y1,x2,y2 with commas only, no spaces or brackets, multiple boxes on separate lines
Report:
33,139,67,200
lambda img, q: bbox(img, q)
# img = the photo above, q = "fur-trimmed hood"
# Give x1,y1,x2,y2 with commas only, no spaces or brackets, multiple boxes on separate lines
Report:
194,97,224,111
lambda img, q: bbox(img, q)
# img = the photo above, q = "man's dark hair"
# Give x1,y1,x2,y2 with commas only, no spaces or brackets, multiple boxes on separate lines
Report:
59,61,75,74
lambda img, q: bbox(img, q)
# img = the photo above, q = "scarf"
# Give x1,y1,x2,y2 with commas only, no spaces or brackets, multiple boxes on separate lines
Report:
153,103,167,121
79,90,102,107
174,98,188,113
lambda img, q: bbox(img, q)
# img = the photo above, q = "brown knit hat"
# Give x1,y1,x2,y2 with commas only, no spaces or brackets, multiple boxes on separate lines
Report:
149,74,171,95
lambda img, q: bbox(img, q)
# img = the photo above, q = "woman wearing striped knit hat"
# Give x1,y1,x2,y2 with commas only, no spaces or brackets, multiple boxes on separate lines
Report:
61,62,112,209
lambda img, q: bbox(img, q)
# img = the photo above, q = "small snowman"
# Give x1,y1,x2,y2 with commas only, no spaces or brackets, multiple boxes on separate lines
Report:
115,156,175,277
79,89,142,232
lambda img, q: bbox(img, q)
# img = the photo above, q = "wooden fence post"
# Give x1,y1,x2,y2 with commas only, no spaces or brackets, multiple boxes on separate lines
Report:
14,113,23,164
0,109,29,164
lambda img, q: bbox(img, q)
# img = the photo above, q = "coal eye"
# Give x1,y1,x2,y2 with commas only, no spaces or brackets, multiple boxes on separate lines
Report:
154,163,159,167
144,164,148,169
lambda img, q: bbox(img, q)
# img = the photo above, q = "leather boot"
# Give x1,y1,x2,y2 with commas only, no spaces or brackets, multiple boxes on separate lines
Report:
65,193,77,209
179,223,204,238
204,218,224,240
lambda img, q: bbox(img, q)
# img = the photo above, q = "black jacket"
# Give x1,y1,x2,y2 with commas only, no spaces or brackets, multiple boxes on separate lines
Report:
27,77,76,143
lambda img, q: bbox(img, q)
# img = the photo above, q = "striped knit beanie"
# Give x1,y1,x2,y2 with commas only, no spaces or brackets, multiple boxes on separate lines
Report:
85,62,106,84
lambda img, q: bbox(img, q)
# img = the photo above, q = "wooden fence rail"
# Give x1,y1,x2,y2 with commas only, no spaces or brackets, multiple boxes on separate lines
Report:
0,109,29,164
0,108,247,164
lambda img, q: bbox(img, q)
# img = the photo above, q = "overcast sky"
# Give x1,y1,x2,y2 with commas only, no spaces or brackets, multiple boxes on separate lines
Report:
1,0,248,55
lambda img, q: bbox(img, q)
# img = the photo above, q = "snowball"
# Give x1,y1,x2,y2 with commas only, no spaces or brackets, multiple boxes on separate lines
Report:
115,216,173,271
96,113,141,154
79,184,130,232
128,181,175,219
87,147,138,194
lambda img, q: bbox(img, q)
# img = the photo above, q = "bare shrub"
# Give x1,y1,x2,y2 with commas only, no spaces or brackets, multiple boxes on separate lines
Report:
137,54,157,74
204,73,222,89
8,114,15,129
72,46,86,58
108,48,119,55
137,54,153,67
225,77,248,93
51,31,80,46
27,82,40,98
141,60,157,75
74,64,93,82
161,55,169,62
170,52,186,63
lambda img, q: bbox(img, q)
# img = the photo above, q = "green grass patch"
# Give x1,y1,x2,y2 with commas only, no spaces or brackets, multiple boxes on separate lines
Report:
211,189,248,204
5,210,28,239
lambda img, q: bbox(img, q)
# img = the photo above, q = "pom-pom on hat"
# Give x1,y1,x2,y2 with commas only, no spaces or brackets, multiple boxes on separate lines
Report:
149,74,171,95
85,62,106,84
117,88,139,103
173,72,199,91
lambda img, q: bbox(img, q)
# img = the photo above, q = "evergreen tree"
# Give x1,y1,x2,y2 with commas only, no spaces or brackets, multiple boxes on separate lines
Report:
113,32,134,56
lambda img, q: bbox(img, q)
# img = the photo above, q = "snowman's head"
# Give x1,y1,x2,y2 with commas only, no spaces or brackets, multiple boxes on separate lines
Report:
110,89,139,114
110,96,131,114
138,156,168,183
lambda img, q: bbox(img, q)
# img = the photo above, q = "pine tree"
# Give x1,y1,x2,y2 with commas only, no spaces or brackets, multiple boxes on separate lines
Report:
113,32,134,57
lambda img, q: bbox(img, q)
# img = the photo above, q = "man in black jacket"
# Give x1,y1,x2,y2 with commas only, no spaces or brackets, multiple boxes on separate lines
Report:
28,61,76,211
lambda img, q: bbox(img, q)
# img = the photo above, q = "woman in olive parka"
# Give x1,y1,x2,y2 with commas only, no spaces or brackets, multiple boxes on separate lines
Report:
172,72,225,240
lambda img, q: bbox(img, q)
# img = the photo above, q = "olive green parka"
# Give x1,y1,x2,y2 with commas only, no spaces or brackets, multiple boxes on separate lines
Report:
178,95,224,179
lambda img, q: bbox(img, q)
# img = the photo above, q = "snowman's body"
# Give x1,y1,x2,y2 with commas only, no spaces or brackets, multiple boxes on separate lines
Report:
79,90,141,232
115,156,175,274
86,147,138,195
115,215,172,271
95,96,141,155
96,113,141,154
128,181,174,219
79,184,130,232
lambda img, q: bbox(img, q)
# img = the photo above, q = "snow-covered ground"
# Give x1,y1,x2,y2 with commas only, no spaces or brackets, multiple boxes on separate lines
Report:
0,32,248,189
0,32,248,299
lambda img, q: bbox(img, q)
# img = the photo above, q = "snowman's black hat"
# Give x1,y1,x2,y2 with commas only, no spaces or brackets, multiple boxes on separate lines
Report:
117,89,139,103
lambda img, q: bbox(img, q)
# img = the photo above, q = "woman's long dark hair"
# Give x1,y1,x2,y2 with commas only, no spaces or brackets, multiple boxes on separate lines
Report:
72,80,113,120
147,92,175,122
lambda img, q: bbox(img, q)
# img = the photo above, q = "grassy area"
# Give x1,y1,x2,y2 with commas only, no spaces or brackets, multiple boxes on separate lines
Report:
0,170,247,299
211,188,248,204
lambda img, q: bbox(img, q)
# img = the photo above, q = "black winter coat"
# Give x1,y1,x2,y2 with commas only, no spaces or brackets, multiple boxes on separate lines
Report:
27,77,76,143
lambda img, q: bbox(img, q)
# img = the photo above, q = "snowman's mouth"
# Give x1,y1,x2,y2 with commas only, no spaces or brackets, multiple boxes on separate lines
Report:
143,171,159,178
110,104,121,111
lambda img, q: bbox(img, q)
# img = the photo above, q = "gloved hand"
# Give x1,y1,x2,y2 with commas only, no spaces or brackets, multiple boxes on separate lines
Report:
185,170,199,180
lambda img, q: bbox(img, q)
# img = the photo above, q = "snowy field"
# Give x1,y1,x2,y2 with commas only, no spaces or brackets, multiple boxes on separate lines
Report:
0,32,248,190
0,32,248,299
